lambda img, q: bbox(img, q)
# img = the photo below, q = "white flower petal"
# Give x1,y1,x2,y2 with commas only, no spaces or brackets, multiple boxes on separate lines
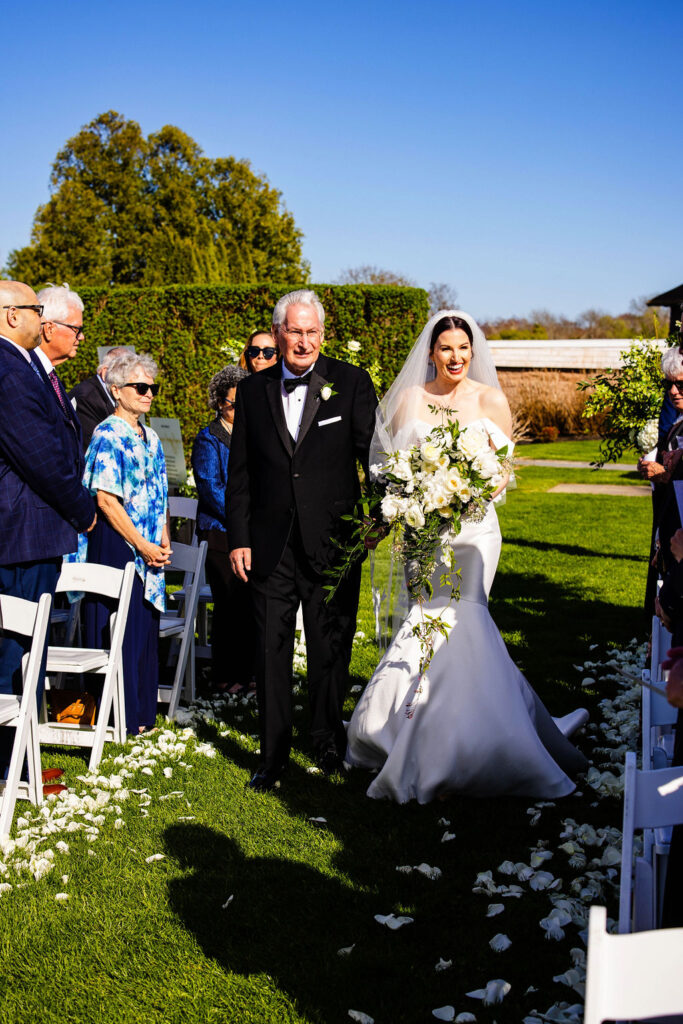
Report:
145,854,165,863
374,913,414,930
435,957,453,972
337,944,355,957
486,903,505,917
54,892,69,901
489,933,512,952
441,831,456,843
454,1014,476,1023
431,1007,455,1021
348,1012,373,1024
221,895,234,910
414,863,442,880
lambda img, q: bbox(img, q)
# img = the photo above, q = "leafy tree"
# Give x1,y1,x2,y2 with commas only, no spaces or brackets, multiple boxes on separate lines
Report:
6,111,309,287
336,265,416,287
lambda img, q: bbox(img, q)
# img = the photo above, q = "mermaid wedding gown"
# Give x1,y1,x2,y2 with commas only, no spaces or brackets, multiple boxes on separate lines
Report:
346,417,587,804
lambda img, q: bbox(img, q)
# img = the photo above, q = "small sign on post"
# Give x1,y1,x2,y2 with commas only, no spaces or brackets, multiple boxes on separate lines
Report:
150,417,187,487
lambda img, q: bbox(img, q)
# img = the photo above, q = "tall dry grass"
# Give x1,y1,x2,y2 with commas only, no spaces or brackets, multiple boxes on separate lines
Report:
501,371,601,438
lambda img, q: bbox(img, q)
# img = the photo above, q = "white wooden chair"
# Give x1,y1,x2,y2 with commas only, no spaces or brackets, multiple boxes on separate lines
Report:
168,496,199,535
39,562,135,771
643,615,677,770
158,540,207,719
168,496,213,660
618,751,683,933
584,905,683,1024
0,592,51,836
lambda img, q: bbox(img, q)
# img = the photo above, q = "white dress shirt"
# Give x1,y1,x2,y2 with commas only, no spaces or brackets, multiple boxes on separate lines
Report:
35,347,53,375
281,364,313,441
0,334,31,363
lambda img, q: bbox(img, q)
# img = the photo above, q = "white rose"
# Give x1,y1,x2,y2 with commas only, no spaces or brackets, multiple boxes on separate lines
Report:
457,425,489,460
381,494,403,523
472,451,500,480
438,506,454,518
320,385,332,401
369,463,385,482
454,478,472,501
392,458,414,482
346,339,361,353
420,441,441,466
443,468,464,494
436,453,450,469
404,502,426,529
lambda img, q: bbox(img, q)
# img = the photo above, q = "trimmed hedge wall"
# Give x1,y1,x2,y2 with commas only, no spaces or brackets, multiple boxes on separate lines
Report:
57,284,429,454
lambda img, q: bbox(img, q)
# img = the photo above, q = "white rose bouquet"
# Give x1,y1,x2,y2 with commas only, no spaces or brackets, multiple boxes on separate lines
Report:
634,417,659,454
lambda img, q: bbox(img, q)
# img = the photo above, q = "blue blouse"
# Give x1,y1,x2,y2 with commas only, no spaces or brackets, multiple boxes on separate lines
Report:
71,415,168,612
191,420,231,533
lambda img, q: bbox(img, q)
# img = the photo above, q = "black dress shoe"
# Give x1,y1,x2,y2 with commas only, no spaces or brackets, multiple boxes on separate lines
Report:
247,768,281,792
317,746,345,776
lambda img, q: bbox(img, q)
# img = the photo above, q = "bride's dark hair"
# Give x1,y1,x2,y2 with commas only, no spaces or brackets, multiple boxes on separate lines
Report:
429,315,474,352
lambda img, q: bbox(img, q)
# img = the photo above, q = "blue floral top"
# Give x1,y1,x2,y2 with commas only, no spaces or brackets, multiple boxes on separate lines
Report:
73,415,168,612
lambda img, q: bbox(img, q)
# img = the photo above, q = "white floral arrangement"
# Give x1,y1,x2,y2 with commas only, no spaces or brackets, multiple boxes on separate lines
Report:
370,410,510,672
634,417,659,454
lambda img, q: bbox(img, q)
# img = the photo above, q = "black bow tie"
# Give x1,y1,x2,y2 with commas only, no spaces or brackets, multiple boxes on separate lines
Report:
283,376,310,394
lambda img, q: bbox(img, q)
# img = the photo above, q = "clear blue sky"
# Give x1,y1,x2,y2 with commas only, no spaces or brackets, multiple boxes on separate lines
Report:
3,0,681,320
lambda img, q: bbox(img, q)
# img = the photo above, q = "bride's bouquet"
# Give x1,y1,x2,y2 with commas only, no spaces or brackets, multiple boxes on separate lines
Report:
373,412,510,604
326,408,511,673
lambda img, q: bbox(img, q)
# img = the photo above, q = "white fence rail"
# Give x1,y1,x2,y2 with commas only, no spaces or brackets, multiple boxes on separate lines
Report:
490,338,667,371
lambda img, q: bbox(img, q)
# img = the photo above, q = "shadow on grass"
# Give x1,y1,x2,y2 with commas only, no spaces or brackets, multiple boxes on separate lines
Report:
502,535,647,563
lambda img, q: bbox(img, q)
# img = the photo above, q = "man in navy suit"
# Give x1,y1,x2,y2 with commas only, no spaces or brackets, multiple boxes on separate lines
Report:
0,280,96,699
34,283,85,423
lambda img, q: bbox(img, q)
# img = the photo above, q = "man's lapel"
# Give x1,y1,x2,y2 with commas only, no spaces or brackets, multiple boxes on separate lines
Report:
295,356,329,450
264,374,294,456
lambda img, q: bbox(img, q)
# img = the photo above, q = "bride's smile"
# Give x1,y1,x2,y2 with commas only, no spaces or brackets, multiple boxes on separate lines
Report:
430,328,473,389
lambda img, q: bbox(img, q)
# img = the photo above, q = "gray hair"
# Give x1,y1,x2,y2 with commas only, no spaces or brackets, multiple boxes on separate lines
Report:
662,346,683,380
107,352,158,390
97,346,130,375
272,289,325,329
208,365,248,411
36,282,84,321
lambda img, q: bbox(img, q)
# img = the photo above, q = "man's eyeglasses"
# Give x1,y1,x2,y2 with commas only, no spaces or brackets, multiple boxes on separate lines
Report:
662,379,683,394
46,320,84,338
122,382,160,396
222,397,236,408
246,346,278,360
280,329,321,342
2,304,44,316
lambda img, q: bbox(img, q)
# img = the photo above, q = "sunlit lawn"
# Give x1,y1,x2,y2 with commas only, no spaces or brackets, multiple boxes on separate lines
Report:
0,460,651,1024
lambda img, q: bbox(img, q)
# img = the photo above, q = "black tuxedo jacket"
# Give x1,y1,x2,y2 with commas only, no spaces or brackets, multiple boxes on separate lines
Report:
68,374,115,450
226,354,378,577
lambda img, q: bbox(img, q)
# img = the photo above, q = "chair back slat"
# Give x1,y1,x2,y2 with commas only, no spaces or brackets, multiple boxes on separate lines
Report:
167,541,202,574
0,594,39,636
55,562,126,600
168,497,198,520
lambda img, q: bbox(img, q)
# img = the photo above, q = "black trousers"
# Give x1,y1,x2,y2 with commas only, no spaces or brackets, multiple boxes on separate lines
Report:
200,530,256,687
250,521,361,774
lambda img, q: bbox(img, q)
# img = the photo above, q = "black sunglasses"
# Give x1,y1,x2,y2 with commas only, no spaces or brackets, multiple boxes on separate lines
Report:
247,345,277,360
2,304,44,316
662,379,683,393
122,382,160,396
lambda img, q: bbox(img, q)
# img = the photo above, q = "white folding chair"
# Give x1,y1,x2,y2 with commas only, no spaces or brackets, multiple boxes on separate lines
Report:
168,496,199,534
584,905,683,1024
168,496,213,659
0,592,51,836
643,615,677,770
158,540,207,719
39,562,135,771
618,751,683,933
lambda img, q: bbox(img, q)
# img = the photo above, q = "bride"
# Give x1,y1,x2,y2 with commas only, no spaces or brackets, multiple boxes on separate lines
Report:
346,310,588,804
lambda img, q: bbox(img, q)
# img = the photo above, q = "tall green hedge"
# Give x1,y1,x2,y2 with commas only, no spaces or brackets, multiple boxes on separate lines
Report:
57,284,429,453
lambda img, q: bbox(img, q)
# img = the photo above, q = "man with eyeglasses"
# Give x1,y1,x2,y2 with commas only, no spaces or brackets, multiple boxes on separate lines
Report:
227,288,379,791
0,280,96,761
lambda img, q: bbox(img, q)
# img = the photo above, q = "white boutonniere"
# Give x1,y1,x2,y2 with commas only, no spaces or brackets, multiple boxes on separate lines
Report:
319,382,337,402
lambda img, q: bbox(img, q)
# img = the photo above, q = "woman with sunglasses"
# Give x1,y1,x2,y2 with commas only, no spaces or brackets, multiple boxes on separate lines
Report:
191,365,255,694
76,351,170,734
240,330,280,374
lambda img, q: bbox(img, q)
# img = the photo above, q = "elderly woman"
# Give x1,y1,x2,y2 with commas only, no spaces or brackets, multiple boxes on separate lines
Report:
239,329,279,374
191,365,255,694
80,351,169,734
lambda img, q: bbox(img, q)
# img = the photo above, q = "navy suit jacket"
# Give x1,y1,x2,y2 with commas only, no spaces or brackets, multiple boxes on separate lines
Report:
0,338,96,566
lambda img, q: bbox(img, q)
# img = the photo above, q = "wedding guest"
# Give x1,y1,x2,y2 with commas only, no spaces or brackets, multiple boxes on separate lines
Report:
191,365,255,694
69,346,129,450
79,352,170,734
240,330,279,374
36,283,84,370
0,280,96,786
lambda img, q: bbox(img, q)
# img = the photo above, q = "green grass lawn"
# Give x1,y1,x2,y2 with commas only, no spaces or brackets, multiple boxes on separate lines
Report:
516,439,636,464
0,466,651,1024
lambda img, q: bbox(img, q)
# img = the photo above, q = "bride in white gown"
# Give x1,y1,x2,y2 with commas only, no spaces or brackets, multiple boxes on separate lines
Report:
346,310,588,804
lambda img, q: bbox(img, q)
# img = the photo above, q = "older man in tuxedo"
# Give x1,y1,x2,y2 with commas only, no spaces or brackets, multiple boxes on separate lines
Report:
0,280,96,699
227,289,378,790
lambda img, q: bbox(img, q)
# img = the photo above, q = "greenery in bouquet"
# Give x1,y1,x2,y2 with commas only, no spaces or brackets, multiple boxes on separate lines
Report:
325,409,511,673
578,336,676,466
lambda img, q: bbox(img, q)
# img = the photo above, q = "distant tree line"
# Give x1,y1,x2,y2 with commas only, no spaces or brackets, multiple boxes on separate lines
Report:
479,301,668,340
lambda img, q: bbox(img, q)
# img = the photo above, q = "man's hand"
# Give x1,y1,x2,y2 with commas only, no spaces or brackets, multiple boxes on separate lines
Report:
362,517,388,551
230,547,251,582
655,595,674,631
86,514,97,533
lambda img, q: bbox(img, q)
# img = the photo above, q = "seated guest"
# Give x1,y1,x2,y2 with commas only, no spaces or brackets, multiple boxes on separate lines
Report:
240,330,279,374
79,352,170,734
69,346,129,450
191,365,255,694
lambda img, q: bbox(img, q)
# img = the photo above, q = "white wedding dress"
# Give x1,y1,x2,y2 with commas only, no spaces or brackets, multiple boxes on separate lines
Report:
346,417,587,804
